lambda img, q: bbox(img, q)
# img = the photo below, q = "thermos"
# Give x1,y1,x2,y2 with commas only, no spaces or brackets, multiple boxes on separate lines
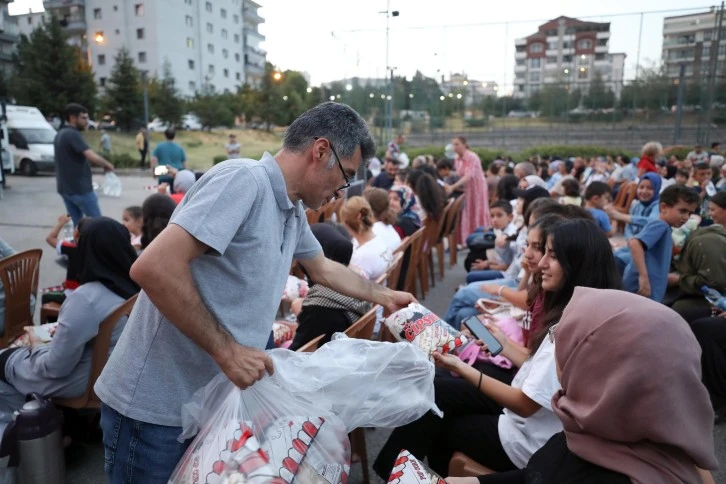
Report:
14,394,65,484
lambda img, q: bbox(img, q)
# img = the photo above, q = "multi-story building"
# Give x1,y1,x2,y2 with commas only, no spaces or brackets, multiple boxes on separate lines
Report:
16,0,266,96
662,9,726,81
513,16,626,100
441,73,499,105
0,2,20,75
242,0,264,87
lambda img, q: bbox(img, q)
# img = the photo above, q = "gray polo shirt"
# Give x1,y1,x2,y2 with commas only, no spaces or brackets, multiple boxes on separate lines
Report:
95,153,322,426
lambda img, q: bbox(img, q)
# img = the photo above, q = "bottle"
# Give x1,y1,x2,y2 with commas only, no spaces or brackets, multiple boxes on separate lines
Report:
701,286,726,312
61,219,74,242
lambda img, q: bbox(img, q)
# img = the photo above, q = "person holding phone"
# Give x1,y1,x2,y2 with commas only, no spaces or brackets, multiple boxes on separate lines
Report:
150,128,187,192
374,218,621,479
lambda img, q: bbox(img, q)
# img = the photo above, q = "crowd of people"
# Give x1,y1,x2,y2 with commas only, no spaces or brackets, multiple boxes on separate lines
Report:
0,100,723,483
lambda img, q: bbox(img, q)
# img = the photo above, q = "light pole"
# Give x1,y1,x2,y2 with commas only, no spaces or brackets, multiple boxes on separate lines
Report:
140,70,149,131
380,2,399,144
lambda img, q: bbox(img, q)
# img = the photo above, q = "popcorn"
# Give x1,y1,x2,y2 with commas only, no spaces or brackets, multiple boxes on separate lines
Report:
388,450,445,484
384,303,467,360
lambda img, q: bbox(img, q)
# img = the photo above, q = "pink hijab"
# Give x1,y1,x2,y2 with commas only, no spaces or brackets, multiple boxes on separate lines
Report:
552,287,717,484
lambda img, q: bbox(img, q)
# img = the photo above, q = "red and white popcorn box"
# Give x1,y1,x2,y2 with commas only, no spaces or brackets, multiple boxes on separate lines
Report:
384,303,468,360
387,450,445,484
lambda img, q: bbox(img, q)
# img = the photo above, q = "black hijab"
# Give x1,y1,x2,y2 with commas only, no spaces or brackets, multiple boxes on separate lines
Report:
311,223,353,265
78,217,139,299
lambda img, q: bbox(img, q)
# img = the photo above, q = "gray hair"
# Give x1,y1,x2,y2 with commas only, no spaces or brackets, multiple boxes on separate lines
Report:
515,161,536,177
283,102,376,162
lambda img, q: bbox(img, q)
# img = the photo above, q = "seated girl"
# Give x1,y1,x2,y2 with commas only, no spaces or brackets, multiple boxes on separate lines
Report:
288,224,372,350
0,217,138,418
451,288,717,484
374,218,621,479
607,172,662,238
364,188,402,252
121,205,143,251
388,185,422,238
340,196,393,281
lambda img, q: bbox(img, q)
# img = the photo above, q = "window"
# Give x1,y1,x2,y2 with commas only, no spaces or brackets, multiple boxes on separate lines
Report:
187,37,194,48
529,72,540,82
233,14,239,24
234,53,240,61
186,16,193,27
27,16,32,25
100,77,107,87
138,51,147,63
185,0,191,4
236,72,241,81
188,59,195,69
221,29,228,39
115,29,120,35
563,54,573,63
135,3,144,16
596,38,608,47
704,45,711,58
562,41,573,49
530,43,543,53
221,8,227,18
234,33,240,43
516,59,525,66
223,68,229,78
205,2,212,12
705,30,713,42
207,43,214,54
577,39,592,49
547,41,558,50
515,45,526,53
98,54,106,65
578,55,589,65
189,81,196,91
222,48,228,58
136,28,144,39
595,53,606,61
578,67,588,79
93,8,101,19
546,56,557,64
206,22,213,33
113,5,118,11
530,58,541,68
208,64,215,74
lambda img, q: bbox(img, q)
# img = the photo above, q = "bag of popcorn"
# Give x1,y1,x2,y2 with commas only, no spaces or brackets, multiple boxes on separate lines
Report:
384,303,467,360
388,450,445,484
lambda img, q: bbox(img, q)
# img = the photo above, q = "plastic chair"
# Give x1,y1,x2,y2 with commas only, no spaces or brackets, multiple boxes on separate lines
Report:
445,196,465,267
0,249,42,348
55,293,138,409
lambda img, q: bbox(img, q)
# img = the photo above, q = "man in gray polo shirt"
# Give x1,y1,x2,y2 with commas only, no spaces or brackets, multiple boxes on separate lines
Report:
95,102,416,483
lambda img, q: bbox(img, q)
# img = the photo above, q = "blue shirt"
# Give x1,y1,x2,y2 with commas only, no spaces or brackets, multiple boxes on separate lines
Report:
622,219,672,302
587,208,612,234
152,141,186,170
624,200,660,238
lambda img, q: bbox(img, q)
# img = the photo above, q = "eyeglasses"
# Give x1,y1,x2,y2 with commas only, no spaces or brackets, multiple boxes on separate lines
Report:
548,323,558,344
314,136,351,192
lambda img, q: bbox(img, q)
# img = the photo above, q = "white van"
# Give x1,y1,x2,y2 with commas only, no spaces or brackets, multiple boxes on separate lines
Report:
5,106,57,176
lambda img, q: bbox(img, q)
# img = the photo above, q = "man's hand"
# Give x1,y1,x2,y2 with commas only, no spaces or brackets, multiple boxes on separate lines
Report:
471,259,489,270
215,343,274,389
384,290,417,314
638,275,651,298
166,165,179,176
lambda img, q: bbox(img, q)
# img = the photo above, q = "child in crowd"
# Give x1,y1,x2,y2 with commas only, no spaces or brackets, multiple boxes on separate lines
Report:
558,178,582,206
692,162,717,227
436,159,459,187
621,185,699,302
607,172,662,238
121,206,143,251
467,200,518,281
676,169,690,186
583,181,615,237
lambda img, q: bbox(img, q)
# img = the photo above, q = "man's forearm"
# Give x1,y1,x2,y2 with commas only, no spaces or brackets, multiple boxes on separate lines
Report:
312,259,391,307
86,151,112,170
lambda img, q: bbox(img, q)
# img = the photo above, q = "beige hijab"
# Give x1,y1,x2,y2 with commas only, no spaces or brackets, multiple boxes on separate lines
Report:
552,287,717,484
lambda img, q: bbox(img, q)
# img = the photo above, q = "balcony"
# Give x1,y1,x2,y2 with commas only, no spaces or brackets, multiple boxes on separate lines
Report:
245,60,265,76
44,0,85,8
595,45,608,53
514,38,527,46
58,14,86,33
244,28,265,41
513,77,525,84
596,31,610,39
515,51,526,59
514,64,527,72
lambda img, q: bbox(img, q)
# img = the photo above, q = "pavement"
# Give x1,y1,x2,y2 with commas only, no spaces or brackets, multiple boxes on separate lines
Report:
0,173,724,483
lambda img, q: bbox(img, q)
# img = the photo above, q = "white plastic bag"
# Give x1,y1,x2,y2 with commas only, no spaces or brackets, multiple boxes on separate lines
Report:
384,303,468,361
170,336,440,484
102,172,122,197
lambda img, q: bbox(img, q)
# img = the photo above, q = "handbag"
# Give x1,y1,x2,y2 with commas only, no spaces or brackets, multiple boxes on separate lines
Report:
454,316,524,371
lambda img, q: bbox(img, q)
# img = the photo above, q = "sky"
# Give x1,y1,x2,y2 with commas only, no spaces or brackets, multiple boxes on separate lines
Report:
259,0,715,93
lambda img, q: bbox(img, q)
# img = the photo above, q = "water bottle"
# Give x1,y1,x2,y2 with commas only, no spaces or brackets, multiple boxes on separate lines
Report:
14,394,65,484
61,219,74,242
701,286,726,312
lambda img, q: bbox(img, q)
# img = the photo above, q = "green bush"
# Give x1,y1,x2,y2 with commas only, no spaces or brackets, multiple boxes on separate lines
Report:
109,152,138,168
519,145,636,160
185,140,203,149
213,155,227,165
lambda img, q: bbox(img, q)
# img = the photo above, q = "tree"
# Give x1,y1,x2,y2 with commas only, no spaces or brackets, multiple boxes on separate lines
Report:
190,86,235,130
103,48,143,131
12,14,97,116
150,60,183,125
583,70,615,110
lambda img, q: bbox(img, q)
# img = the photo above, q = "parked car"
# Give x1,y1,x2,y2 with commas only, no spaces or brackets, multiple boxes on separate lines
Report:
147,117,169,132
87,119,98,130
180,113,202,131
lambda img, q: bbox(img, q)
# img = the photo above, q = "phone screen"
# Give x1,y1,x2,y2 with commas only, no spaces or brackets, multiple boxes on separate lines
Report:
154,165,168,176
463,316,503,357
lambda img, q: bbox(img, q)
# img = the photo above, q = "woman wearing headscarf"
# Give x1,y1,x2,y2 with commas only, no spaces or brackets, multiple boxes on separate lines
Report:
388,185,421,238
447,287,717,484
607,172,662,239
0,218,139,417
445,136,491,243
170,169,197,204
288,224,372,350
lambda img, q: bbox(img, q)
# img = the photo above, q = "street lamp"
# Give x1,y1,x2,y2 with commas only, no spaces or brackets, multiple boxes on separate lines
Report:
283,95,288,101
409,93,414,98
456,93,462,99
306,87,312,93
380,1,400,143
439,95,445,101
272,71,282,81
329,95,336,101
345,84,353,91
94,32,104,44
369,93,375,98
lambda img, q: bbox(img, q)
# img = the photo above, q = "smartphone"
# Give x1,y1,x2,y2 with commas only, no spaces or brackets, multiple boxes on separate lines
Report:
154,165,168,176
463,315,503,357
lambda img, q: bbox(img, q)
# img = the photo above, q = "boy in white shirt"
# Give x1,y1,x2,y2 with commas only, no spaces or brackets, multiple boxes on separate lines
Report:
469,200,517,276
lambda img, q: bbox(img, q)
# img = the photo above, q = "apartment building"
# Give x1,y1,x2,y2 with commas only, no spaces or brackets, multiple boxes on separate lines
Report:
662,9,726,81
0,1,19,75
16,0,266,96
513,16,626,100
441,73,499,105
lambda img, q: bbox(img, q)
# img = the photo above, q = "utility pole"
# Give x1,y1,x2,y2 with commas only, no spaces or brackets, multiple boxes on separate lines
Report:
702,2,725,145
380,1,399,145
141,71,149,132
673,64,686,144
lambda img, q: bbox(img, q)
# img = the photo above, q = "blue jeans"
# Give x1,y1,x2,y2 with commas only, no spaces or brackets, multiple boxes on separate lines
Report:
101,404,193,484
444,278,518,329
466,270,505,284
61,191,101,225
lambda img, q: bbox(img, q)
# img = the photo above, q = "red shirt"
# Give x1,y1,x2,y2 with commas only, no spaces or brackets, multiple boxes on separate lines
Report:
637,156,657,174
